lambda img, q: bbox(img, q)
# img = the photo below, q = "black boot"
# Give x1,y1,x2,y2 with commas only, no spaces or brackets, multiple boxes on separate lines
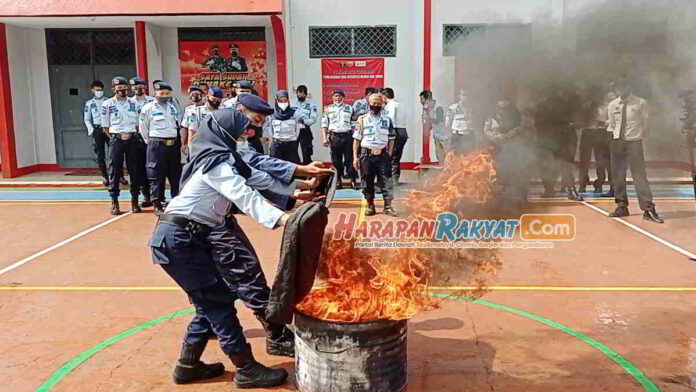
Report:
131,197,142,213
609,206,629,218
153,201,165,216
643,209,664,224
172,341,225,385
110,197,121,216
257,316,295,357
383,199,397,217
140,194,153,208
229,344,288,389
566,186,584,201
351,177,359,190
365,198,376,216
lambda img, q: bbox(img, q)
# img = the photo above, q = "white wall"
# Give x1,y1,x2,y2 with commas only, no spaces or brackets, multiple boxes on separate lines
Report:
287,0,422,164
6,24,56,167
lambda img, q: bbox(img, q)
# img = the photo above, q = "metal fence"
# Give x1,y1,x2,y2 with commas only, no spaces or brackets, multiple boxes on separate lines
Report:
309,26,397,58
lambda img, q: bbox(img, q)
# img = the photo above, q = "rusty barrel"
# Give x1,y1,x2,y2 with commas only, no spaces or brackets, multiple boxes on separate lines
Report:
294,311,408,392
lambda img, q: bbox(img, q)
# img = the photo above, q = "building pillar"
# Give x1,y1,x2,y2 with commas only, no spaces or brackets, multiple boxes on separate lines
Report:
0,23,17,178
270,15,288,91
135,21,149,85
421,0,432,165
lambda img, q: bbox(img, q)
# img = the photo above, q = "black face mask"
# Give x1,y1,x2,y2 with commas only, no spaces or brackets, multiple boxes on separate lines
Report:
370,105,382,114
208,100,221,109
116,90,128,98
248,124,263,138
192,96,203,103
297,96,306,102
230,90,237,98
134,88,145,96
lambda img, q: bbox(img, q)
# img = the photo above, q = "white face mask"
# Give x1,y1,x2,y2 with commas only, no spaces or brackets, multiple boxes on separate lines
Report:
94,91,104,98
278,102,289,110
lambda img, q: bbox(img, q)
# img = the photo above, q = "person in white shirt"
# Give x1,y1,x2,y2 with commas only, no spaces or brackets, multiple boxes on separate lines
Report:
139,81,182,214
353,93,397,216
382,87,408,185
188,86,224,154
101,76,141,215
322,89,358,189
130,76,156,208
84,80,109,185
446,89,477,154
606,79,663,223
265,90,303,164
290,85,319,164
420,90,447,162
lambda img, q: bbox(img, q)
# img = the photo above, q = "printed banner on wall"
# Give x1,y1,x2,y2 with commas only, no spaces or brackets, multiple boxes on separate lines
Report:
179,41,268,100
321,58,385,106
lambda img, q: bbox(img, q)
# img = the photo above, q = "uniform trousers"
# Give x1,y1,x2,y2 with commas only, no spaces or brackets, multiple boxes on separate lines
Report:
91,127,109,180
611,138,655,211
298,126,314,165
108,135,139,198
146,138,182,203
270,139,301,164
329,132,356,180
391,128,408,183
359,149,393,200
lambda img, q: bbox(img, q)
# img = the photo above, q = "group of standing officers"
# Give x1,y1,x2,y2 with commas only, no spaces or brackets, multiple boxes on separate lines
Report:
421,78,664,223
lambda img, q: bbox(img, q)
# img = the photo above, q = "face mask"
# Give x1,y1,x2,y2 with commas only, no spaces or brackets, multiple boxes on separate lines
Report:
297,95,306,102
157,96,172,105
248,124,263,138
94,91,104,98
370,105,382,114
134,88,145,96
116,90,128,98
192,96,202,103
208,100,221,109
230,91,237,98
278,102,289,111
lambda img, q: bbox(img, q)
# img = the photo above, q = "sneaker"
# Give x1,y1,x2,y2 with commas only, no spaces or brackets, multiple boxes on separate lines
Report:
643,209,664,224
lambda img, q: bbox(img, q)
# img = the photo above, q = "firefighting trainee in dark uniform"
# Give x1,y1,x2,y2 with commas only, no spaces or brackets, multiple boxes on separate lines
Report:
535,88,584,201
353,93,397,216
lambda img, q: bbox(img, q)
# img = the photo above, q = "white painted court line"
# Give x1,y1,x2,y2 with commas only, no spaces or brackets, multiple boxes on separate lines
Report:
0,212,132,276
581,201,696,260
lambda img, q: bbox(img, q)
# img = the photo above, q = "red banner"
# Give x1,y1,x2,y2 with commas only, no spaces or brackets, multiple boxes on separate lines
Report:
321,58,385,106
179,41,268,100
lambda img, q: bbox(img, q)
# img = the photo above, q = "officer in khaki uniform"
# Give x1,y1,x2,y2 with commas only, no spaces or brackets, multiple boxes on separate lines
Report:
139,81,182,215
101,76,141,215
353,93,397,216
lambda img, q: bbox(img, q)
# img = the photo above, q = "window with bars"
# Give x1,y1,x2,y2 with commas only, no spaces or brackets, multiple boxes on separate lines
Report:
443,24,531,56
46,29,135,65
309,26,396,58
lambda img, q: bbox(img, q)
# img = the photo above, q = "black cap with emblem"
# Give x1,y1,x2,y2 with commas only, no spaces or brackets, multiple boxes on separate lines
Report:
155,81,173,91
112,76,129,87
237,94,274,115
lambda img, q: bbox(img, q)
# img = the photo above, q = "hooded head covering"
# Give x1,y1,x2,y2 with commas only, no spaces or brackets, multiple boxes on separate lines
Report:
181,108,252,185
273,90,296,121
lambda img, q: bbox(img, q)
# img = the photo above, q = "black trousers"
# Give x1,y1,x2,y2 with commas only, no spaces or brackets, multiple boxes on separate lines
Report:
359,150,393,200
146,138,182,203
391,128,408,183
91,127,109,180
539,130,577,191
298,126,314,165
611,139,654,211
451,132,476,155
108,135,139,198
578,128,611,189
329,132,356,180
270,139,301,164
134,135,150,199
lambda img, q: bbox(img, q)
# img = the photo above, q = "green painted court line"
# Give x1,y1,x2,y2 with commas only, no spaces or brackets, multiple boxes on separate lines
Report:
36,296,660,392
35,308,195,392
431,293,660,392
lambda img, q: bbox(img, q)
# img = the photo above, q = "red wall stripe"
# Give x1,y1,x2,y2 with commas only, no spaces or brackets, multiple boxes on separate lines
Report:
0,23,17,178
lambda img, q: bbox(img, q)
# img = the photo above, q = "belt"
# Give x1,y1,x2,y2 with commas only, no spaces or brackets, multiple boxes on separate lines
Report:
159,214,211,237
151,137,178,146
453,130,473,135
360,147,386,156
111,133,135,140
273,139,297,144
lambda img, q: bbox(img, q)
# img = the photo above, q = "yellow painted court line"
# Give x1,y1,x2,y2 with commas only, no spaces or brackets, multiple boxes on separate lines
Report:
2,285,696,292
358,198,367,225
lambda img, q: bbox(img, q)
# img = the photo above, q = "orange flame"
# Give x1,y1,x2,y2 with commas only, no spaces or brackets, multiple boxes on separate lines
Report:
296,149,501,322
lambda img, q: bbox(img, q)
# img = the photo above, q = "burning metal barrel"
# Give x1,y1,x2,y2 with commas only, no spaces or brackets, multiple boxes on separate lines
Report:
294,311,408,392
